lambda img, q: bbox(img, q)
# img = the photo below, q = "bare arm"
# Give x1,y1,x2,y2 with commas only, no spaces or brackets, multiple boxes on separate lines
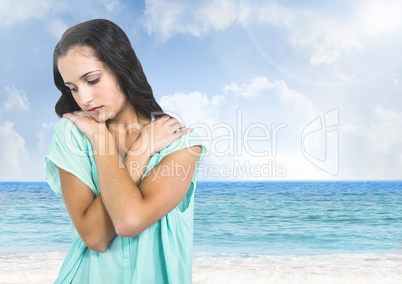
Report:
89,118,201,237
61,112,198,241
59,168,115,252
122,115,190,185
97,141,202,237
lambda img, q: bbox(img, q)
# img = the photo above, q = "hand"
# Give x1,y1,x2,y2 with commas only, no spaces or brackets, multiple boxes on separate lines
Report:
63,111,107,140
128,115,192,157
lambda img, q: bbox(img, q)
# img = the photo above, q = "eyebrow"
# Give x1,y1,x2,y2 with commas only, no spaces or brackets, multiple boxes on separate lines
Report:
64,70,100,85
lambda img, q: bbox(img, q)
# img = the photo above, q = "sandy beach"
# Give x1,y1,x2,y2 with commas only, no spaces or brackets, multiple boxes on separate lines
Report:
1,252,402,284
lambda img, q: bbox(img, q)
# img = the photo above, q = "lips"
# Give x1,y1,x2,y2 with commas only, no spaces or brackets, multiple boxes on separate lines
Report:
87,106,102,114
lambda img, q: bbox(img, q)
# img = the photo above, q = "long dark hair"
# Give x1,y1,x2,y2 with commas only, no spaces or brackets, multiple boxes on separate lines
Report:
53,19,163,118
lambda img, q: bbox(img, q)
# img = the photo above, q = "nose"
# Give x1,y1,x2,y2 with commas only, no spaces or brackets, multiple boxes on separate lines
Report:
77,85,94,105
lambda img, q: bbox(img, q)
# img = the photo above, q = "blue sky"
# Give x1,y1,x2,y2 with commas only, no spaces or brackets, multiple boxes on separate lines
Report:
1,0,402,181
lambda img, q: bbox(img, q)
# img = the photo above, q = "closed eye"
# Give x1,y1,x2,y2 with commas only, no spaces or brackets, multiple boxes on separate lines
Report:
68,86,78,93
88,78,100,85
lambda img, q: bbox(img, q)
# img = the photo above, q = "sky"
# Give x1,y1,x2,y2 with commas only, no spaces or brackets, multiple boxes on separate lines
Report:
1,0,402,181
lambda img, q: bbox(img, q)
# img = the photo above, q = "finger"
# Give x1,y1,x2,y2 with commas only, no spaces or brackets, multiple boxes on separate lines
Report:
174,127,193,135
62,113,72,119
156,115,171,122
162,119,176,128
165,116,184,127
183,127,193,135
167,118,184,127
153,113,171,120
63,111,86,123
62,112,80,123
156,117,184,131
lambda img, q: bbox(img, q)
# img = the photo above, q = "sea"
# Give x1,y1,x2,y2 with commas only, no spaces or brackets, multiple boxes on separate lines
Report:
1,181,402,283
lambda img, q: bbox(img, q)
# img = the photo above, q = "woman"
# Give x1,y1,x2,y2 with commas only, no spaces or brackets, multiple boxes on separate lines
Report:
46,19,204,283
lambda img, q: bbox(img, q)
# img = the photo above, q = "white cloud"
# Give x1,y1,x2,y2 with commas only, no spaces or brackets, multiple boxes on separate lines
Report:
224,76,314,112
3,85,30,111
0,0,121,32
37,131,45,153
387,74,402,87
160,91,219,127
368,105,402,154
0,0,52,26
223,76,275,98
257,3,294,27
159,76,323,180
0,121,28,180
258,5,364,66
274,80,314,111
337,105,402,180
42,122,56,129
145,1,402,68
160,76,315,128
194,0,250,32
341,124,365,135
37,122,55,152
357,0,402,36
47,18,68,39
144,0,189,39
144,0,250,39
101,0,120,12
334,68,357,83
300,19,363,66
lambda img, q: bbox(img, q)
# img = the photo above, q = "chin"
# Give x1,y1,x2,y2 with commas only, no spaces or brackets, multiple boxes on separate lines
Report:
98,112,117,124
91,109,116,123
94,117,105,123
95,115,109,123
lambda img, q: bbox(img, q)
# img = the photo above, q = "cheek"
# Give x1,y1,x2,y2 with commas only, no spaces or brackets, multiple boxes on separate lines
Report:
71,94,85,109
112,90,128,106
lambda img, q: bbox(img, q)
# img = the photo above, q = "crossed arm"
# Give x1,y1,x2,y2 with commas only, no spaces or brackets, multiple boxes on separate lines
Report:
59,115,202,252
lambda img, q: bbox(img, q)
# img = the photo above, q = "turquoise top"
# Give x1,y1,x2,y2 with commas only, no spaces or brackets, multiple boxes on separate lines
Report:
46,118,205,284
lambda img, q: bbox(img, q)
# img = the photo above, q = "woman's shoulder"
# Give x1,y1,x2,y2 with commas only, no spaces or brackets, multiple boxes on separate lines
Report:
160,129,206,157
53,118,87,140
52,117,91,151
53,117,80,133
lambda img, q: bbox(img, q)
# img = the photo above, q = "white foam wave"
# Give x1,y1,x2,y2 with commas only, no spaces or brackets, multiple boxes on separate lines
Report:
193,253,402,284
0,252,64,284
1,252,402,284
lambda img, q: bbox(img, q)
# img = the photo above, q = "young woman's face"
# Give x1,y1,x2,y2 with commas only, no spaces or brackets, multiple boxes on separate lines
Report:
58,46,129,123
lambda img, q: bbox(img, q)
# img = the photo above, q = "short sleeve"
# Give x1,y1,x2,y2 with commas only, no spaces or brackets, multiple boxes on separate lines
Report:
159,129,207,169
144,130,206,182
156,130,206,213
45,118,98,196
